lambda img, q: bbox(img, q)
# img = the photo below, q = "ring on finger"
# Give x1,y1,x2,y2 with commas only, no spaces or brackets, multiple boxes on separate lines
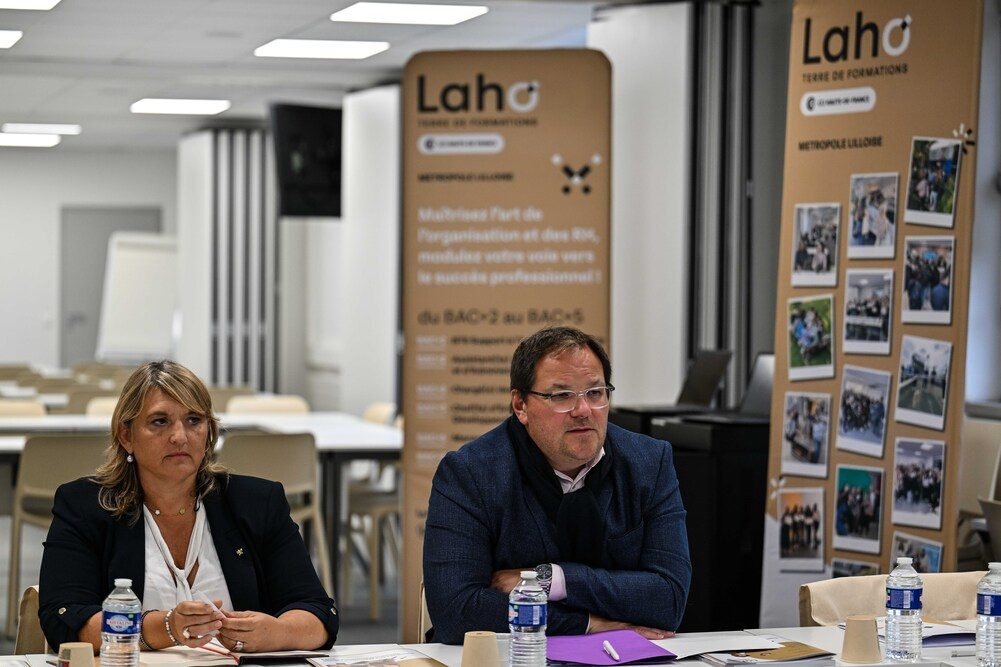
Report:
234,640,245,652
182,627,192,640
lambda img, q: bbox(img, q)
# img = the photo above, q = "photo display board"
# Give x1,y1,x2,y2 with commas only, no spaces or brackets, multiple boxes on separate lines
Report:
768,0,983,577
401,49,611,641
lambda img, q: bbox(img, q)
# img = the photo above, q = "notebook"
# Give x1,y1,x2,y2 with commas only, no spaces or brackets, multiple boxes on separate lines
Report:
547,629,677,665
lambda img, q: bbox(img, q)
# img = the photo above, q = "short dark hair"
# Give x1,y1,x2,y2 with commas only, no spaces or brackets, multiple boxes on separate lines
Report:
510,326,611,397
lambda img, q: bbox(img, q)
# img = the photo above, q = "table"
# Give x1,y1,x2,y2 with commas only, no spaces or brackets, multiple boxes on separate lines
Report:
14,625,977,667
0,412,402,598
0,386,67,409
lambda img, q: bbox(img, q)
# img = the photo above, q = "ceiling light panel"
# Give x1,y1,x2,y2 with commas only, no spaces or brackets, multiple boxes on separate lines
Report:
0,30,23,48
254,39,389,60
330,2,488,25
130,98,231,115
0,0,59,9
0,132,60,147
2,122,81,134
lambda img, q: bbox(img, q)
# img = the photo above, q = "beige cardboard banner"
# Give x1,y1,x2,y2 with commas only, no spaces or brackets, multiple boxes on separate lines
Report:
401,49,610,642
768,0,983,579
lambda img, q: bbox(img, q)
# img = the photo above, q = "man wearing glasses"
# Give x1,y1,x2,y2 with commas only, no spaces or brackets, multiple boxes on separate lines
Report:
423,326,691,644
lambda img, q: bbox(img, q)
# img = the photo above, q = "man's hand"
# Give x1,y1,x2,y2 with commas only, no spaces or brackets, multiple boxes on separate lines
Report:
490,568,526,594
587,614,674,640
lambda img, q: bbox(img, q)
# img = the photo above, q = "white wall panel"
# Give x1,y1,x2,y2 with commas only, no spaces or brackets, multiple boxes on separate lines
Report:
304,85,401,415
587,5,692,404
177,133,215,378
967,0,1001,401
176,128,277,391
0,150,176,366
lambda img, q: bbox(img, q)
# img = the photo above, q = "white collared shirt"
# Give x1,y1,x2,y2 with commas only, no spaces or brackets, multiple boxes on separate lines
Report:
142,506,234,612
552,447,606,494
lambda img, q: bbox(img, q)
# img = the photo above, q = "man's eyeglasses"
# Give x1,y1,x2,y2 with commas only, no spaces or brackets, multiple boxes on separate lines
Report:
525,385,615,413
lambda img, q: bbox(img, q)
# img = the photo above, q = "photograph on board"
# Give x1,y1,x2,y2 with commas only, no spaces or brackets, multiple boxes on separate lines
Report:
902,236,954,324
791,203,840,287
892,438,945,530
779,488,825,573
832,558,880,578
843,269,893,355
892,531,943,573
905,137,962,227
834,464,884,555
896,335,953,430
787,295,835,380
848,173,897,258
836,365,892,458
781,392,831,478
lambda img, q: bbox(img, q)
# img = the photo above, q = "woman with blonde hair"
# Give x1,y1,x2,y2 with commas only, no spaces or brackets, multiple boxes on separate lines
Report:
39,360,337,652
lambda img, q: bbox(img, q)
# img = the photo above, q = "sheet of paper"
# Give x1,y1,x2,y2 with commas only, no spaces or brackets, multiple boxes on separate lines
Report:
868,619,976,647
309,646,444,667
950,619,978,631
658,633,783,659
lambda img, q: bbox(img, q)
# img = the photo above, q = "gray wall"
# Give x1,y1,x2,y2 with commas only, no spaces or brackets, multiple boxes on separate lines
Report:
749,0,793,363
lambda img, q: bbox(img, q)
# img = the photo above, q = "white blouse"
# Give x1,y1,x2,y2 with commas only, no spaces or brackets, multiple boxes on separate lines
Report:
142,505,234,612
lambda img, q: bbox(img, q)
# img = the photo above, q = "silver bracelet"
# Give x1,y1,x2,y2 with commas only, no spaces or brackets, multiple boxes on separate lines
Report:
164,608,181,646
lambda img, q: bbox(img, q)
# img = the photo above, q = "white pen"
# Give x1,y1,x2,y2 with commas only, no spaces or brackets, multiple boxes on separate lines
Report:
603,639,621,662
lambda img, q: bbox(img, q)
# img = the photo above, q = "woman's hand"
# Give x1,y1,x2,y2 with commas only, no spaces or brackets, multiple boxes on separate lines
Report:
171,600,224,648
217,610,282,653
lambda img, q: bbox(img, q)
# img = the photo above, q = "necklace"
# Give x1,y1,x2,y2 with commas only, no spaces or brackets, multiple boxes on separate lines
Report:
152,507,189,516
147,499,200,517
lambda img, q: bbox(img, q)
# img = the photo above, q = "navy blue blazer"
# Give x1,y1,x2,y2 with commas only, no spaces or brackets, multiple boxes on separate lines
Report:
39,474,338,649
423,418,691,644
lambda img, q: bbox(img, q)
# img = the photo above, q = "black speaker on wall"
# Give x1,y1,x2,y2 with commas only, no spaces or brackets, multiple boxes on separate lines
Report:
270,103,342,218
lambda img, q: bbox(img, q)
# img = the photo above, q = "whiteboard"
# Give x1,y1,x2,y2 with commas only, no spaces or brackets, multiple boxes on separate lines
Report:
96,232,178,362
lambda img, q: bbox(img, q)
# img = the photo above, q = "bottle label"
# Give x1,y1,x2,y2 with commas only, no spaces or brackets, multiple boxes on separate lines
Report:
886,587,922,610
508,602,547,628
102,611,140,635
979,593,1001,616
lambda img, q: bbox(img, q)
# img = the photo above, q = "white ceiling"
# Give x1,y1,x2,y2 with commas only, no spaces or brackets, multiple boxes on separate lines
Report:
0,0,595,150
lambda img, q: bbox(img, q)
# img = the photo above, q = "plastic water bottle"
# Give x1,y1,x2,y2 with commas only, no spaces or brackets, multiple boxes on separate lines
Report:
101,578,141,667
886,557,923,661
508,570,547,667
977,562,1001,667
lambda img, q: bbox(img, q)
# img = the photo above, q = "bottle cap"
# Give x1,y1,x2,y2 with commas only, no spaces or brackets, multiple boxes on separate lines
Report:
520,571,537,579
895,557,912,565
114,578,132,587
990,562,1001,570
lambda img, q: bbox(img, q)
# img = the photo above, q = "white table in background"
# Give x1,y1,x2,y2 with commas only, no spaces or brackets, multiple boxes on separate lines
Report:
0,411,402,600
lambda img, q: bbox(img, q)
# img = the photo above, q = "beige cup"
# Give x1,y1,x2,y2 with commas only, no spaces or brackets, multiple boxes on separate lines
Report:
58,642,95,667
462,630,501,667
841,614,882,663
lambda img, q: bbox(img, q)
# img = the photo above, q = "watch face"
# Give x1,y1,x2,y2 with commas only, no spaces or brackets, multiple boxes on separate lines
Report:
536,564,552,581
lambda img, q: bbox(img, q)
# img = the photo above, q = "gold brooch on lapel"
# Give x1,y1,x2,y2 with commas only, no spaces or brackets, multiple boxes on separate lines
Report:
236,548,244,556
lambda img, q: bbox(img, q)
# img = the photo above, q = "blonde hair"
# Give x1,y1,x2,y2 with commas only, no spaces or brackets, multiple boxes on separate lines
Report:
95,360,227,523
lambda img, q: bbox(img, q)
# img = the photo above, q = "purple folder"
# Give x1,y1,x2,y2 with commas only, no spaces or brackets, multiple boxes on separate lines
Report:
547,629,677,666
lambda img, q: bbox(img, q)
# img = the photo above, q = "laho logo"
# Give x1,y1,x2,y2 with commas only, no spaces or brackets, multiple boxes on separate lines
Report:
803,12,911,64
417,74,539,113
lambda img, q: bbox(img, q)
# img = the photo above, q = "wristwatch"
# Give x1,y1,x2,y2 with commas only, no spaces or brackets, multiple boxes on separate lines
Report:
535,563,553,595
